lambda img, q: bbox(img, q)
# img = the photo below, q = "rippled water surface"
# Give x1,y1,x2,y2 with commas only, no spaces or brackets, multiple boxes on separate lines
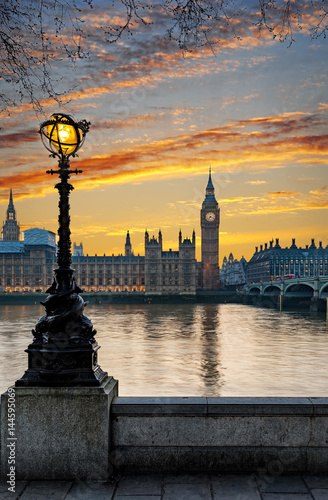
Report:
0,303,327,396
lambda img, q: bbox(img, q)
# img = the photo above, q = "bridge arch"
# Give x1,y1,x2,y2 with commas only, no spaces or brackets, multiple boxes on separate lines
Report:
285,283,314,297
248,286,261,295
263,285,280,295
320,283,328,299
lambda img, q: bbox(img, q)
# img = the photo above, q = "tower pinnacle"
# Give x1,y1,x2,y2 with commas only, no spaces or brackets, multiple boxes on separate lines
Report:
125,230,132,257
2,189,20,241
206,167,214,191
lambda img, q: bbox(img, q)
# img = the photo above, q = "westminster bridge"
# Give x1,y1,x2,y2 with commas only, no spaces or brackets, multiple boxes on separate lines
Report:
241,276,328,312
244,276,328,298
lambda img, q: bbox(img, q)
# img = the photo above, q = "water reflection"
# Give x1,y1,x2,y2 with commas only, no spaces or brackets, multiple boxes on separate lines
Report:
0,303,327,396
198,305,221,390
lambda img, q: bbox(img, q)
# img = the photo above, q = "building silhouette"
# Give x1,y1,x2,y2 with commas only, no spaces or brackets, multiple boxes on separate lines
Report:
72,232,145,292
144,229,196,294
247,238,328,283
0,173,220,293
0,228,56,291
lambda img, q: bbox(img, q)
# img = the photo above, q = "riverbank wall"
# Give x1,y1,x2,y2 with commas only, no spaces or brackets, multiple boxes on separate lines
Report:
1,388,327,479
0,291,325,312
0,291,241,306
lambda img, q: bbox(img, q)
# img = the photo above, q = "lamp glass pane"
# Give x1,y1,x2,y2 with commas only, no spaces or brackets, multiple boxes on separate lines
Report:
48,123,79,156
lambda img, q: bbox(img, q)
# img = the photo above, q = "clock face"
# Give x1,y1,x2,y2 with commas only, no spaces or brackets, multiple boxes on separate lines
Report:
206,212,215,222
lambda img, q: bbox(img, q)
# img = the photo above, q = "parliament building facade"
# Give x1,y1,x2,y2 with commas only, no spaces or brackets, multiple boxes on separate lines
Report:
0,171,221,294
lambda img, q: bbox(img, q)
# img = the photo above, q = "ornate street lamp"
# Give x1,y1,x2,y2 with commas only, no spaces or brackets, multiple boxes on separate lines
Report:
16,113,108,386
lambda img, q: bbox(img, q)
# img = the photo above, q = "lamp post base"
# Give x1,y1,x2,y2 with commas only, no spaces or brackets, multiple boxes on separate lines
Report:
16,342,108,387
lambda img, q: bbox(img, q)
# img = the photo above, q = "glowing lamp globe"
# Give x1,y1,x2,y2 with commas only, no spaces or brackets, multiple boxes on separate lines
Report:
39,113,90,158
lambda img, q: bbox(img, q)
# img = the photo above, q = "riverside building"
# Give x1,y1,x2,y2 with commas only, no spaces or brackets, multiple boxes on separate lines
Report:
220,253,247,287
246,238,328,283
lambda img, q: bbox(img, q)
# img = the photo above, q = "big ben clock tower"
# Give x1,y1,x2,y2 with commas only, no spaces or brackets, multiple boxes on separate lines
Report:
201,168,220,290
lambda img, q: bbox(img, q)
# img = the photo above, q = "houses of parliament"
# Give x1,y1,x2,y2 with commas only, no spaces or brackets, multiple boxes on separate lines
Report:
0,172,221,294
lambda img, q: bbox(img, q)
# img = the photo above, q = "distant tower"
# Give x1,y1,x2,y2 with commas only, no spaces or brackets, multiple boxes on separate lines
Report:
200,168,220,290
1,189,20,241
73,242,84,256
125,230,132,257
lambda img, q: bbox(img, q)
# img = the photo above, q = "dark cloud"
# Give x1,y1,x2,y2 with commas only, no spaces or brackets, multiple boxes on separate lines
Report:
0,129,38,147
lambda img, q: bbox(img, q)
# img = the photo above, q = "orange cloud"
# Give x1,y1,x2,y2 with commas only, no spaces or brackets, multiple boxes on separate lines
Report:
267,191,301,197
2,109,328,204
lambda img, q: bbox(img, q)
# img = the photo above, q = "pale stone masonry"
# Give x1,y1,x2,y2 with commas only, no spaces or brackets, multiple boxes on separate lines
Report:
111,396,328,475
1,395,328,479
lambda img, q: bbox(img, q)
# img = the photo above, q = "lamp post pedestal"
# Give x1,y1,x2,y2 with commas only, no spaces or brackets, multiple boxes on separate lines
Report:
2,377,118,480
16,342,107,387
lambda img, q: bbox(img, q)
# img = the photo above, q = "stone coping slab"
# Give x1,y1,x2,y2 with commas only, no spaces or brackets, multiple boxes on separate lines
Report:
3,376,117,397
111,397,328,416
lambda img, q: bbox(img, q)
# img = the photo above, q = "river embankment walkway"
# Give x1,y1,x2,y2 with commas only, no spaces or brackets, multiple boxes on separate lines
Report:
1,473,328,499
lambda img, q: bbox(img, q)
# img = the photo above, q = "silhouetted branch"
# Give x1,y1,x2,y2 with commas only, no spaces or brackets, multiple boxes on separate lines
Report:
1,0,328,114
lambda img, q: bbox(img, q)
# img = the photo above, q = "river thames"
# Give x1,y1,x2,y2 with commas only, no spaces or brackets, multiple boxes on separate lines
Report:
0,303,327,396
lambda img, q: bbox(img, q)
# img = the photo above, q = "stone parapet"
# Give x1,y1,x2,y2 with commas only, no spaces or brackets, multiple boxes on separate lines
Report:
110,397,328,474
1,394,327,478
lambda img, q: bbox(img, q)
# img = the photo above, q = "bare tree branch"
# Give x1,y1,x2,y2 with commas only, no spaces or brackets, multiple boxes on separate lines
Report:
1,0,328,115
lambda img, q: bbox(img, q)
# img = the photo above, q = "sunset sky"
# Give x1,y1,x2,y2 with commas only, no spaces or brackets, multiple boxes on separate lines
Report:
1,2,327,263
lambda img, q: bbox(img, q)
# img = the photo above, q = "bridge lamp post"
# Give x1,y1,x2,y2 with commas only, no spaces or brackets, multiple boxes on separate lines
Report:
16,113,107,387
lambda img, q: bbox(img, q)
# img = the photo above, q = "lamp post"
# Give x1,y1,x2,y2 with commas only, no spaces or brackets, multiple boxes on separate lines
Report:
16,113,108,386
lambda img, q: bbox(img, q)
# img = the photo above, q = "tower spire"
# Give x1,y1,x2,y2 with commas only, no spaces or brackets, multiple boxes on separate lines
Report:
206,167,214,191
9,188,14,210
2,188,20,241
125,230,132,256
